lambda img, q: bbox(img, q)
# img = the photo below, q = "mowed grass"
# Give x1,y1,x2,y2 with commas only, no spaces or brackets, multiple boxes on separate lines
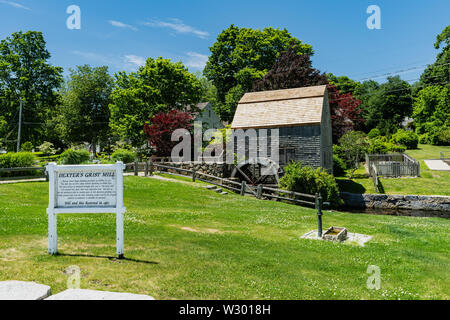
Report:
337,144,450,196
0,176,449,300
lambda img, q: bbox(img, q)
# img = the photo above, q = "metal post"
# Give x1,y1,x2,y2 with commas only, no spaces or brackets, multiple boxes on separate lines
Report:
240,181,246,196
316,193,323,238
16,99,23,152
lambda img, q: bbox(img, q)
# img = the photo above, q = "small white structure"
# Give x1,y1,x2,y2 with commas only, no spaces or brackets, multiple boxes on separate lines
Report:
45,162,126,258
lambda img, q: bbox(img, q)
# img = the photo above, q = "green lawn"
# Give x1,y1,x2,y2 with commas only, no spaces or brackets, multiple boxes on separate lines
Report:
0,176,449,299
337,144,450,196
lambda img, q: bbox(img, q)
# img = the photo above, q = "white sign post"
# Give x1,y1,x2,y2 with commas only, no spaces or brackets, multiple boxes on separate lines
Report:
45,162,126,258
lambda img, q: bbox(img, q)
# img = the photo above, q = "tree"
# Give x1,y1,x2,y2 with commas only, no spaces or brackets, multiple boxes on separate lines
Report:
0,31,63,149
144,110,193,156
60,65,114,151
327,73,361,95
420,25,450,89
358,76,413,135
251,48,364,141
328,84,365,141
412,85,449,145
252,49,328,91
338,131,369,179
204,25,313,121
109,57,203,147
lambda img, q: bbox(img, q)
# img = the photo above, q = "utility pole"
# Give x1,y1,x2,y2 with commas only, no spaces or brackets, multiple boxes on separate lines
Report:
16,98,23,152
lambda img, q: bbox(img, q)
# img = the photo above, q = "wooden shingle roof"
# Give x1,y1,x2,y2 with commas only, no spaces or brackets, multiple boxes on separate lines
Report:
231,85,327,129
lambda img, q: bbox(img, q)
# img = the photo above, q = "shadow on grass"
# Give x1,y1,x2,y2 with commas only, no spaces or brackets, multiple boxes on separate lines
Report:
336,179,366,194
58,253,158,265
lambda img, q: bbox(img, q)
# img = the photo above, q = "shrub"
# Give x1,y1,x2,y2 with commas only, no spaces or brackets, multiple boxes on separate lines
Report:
368,128,381,139
367,137,390,154
21,142,33,152
332,154,347,177
425,127,450,146
419,133,430,144
111,148,136,164
436,128,450,146
60,149,90,164
0,152,37,177
386,142,406,153
391,129,419,149
0,152,36,168
38,141,56,155
279,162,342,207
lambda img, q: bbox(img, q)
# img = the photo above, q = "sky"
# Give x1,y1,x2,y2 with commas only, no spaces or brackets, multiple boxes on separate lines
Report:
0,0,449,84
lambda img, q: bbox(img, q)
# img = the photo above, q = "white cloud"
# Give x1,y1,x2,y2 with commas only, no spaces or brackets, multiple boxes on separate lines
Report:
124,55,146,68
0,0,30,10
109,20,138,32
144,18,209,39
184,52,208,69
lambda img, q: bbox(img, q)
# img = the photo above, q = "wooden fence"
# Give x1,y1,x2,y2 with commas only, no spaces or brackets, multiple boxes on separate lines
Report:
365,153,420,177
0,166,47,181
126,160,323,209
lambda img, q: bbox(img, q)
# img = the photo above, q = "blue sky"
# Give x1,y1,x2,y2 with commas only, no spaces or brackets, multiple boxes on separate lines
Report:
0,0,448,83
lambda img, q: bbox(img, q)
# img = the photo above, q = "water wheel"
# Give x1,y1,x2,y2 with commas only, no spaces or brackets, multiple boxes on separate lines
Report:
231,157,282,185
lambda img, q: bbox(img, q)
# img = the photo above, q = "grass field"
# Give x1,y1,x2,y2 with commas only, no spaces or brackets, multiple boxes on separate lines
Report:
0,175,449,300
337,144,450,196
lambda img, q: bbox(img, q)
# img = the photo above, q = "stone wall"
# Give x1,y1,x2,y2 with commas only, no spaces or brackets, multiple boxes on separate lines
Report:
341,192,450,212
159,162,233,178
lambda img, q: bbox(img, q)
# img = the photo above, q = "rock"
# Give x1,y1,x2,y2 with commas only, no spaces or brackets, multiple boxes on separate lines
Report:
206,185,217,190
45,289,154,300
221,192,228,195
0,281,51,300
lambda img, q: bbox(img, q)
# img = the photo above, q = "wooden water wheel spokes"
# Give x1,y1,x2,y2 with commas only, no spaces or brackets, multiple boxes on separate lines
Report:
232,157,282,186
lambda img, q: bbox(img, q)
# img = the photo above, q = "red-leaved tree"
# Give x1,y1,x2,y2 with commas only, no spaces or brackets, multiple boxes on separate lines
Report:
327,84,365,141
144,110,193,156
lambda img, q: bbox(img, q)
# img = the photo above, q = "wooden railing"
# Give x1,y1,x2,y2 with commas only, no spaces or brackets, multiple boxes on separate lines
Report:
0,166,47,181
126,160,321,208
366,153,420,177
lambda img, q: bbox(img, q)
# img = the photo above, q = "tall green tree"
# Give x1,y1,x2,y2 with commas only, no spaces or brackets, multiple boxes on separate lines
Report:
412,85,449,144
357,76,412,135
327,73,361,95
109,57,203,147
0,31,63,149
60,65,114,151
204,25,313,122
420,25,450,88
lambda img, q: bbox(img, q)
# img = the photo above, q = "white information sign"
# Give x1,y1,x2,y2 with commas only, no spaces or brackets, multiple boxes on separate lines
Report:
45,162,126,258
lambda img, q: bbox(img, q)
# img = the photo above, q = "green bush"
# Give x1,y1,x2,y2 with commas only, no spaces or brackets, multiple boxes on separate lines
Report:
368,128,381,139
279,162,342,207
424,127,450,146
391,129,419,149
436,128,450,145
367,137,390,154
0,152,36,168
60,149,90,164
332,154,347,177
21,142,33,152
0,152,37,177
111,149,136,163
